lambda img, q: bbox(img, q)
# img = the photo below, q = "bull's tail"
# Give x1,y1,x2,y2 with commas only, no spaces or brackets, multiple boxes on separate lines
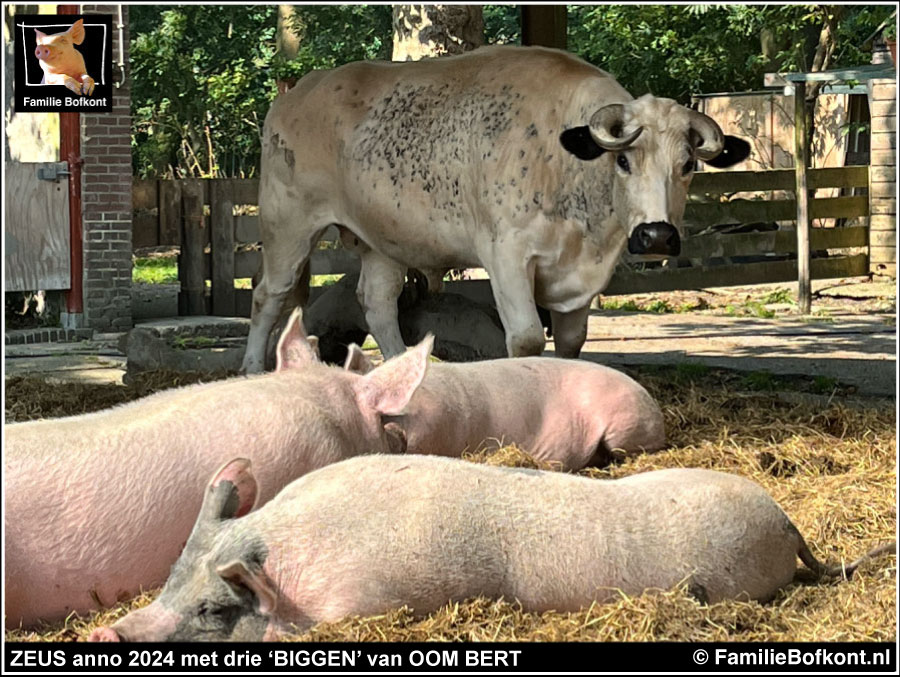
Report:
796,531,895,580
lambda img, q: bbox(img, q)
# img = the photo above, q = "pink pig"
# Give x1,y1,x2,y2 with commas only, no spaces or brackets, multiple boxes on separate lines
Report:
90,455,893,642
34,18,94,96
344,345,665,469
4,309,430,628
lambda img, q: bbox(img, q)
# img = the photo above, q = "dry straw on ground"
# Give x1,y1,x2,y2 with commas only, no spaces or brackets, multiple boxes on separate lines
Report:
4,366,896,642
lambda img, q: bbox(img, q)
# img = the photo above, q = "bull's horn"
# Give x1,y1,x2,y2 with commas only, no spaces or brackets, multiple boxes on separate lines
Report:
588,104,643,150
688,110,725,160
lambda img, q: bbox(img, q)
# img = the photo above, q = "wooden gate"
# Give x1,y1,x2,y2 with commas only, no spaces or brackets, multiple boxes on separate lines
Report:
4,161,71,292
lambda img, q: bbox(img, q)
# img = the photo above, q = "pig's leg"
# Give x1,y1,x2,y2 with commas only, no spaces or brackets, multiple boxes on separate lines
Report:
61,74,84,95
80,74,95,95
550,305,590,359
357,250,407,359
485,252,545,357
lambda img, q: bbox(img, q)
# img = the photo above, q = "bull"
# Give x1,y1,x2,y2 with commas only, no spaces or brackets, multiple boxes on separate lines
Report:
242,46,749,372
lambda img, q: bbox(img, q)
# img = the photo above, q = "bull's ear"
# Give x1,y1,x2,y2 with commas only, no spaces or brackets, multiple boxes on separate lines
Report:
703,136,751,168
354,335,433,416
68,18,86,45
201,458,258,522
276,307,319,371
217,561,277,615
343,343,374,374
306,335,320,360
559,127,606,161
383,421,408,454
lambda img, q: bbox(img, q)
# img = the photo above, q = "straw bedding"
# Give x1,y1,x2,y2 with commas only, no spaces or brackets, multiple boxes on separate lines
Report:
5,366,895,642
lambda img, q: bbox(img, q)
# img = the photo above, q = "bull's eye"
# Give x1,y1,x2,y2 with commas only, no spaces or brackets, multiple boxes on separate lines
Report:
682,159,694,176
616,154,630,173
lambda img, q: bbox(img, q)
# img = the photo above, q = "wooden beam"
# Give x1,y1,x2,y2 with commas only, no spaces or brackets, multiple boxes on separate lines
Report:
794,82,811,314
178,180,207,316
521,5,567,49
210,179,236,316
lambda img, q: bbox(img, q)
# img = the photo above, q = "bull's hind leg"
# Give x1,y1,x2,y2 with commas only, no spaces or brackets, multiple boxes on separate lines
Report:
357,249,407,359
242,228,323,374
485,252,545,357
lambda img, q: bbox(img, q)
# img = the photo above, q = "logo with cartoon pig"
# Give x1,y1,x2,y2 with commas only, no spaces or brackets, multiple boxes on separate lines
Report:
15,14,113,112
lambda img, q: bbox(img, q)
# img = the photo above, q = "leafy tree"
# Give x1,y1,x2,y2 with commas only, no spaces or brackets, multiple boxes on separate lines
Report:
130,5,276,178
568,5,893,102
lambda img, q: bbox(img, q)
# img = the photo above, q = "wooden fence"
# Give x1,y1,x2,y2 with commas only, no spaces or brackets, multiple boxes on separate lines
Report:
132,165,870,317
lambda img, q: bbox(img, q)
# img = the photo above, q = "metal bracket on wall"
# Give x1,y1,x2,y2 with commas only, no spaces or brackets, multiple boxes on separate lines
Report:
36,163,71,182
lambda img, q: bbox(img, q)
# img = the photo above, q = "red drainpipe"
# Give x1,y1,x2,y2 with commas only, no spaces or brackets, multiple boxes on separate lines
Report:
59,4,83,315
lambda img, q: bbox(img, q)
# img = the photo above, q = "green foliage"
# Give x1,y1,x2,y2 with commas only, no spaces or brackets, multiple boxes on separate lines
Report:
725,301,775,318
645,299,673,314
674,362,711,382
762,288,795,305
129,5,893,177
133,256,178,285
274,6,392,82
811,374,838,394
131,5,277,178
567,5,894,102
483,5,520,45
742,371,779,391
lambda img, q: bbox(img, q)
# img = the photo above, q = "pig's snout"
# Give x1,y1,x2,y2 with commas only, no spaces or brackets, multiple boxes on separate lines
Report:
88,627,121,642
34,45,52,61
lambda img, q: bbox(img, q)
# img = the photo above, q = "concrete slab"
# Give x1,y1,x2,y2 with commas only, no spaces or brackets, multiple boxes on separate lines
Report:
549,310,897,397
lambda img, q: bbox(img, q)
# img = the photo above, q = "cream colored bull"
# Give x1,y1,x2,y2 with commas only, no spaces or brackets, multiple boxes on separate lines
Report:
242,46,749,373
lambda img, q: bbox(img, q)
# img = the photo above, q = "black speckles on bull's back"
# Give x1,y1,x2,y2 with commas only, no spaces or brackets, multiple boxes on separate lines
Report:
269,132,296,174
350,82,518,211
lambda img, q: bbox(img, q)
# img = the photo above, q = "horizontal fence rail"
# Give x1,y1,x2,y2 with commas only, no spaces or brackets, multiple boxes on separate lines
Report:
132,165,871,317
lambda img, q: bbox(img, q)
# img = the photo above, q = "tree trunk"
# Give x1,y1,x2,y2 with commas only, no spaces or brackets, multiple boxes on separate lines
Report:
392,5,484,61
275,5,301,94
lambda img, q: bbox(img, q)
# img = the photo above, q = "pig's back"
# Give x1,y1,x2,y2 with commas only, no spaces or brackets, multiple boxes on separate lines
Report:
250,456,798,618
408,359,663,468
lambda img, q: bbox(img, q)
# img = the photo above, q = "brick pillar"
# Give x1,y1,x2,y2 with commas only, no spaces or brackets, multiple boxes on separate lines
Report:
867,78,896,279
79,4,132,331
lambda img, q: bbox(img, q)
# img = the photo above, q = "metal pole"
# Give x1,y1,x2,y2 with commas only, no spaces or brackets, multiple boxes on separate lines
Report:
793,81,811,314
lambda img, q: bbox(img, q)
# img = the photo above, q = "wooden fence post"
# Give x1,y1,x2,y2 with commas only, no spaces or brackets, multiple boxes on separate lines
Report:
793,81,811,314
158,180,182,248
178,179,207,315
210,179,236,316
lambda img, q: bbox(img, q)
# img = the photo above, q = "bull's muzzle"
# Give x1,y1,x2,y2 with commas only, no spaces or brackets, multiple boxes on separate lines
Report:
628,222,681,257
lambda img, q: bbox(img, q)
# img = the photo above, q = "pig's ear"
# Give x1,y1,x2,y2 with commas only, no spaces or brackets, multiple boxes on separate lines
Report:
68,18,86,45
343,343,374,374
276,307,318,371
201,458,258,523
354,335,433,416
217,561,277,615
34,29,47,41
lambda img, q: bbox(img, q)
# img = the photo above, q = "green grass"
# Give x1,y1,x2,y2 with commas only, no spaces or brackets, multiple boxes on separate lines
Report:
725,301,775,319
599,299,642,312
811,375,838,395
741,371,779,391
645,299,673,314
133,257,177,285
762,288,794,305
674,362,711,381
172,335,220,350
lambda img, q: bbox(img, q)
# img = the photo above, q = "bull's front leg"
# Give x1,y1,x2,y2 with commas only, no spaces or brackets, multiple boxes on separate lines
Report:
486,254,545,357
357,249,407,359
550,305,591,359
